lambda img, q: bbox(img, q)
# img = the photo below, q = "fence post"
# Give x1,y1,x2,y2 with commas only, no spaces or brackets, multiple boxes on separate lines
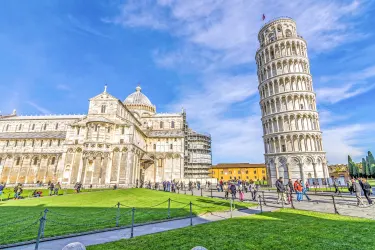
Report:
178,188,180,194
201,188,203,197
131,207,135,238
281,196,285,209
191,190,193,196
116,202,120,227
230,198,233,218
41,208,48,238
35,210,47,250
262,191,266,205
332,195,339,214
189,202,193,226
167,198,171,219
258,195,263,213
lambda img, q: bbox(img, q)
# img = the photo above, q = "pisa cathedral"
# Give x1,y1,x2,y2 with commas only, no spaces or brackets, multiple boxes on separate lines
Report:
256,17,329,185
0,86,212,186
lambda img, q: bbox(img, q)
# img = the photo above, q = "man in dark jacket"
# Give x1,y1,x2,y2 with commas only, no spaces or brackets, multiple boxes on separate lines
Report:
362,178,373,205
352,179,364,206
276,177,287,204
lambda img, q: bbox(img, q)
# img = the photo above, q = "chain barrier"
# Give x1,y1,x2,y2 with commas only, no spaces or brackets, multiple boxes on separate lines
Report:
47,207,117,218
0,212,42,228
0,218,40,245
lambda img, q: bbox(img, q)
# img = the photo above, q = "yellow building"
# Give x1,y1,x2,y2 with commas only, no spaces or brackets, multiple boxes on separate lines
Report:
209,163,267,182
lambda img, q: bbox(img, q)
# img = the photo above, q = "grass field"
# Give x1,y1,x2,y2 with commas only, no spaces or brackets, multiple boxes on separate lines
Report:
0,188,251,245
88,209,375,250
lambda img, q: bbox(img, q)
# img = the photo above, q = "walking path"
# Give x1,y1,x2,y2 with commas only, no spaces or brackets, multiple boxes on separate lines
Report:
5,207,276,250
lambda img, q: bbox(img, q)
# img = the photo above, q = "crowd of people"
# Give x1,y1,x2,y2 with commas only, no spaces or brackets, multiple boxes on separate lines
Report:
275,177,373,206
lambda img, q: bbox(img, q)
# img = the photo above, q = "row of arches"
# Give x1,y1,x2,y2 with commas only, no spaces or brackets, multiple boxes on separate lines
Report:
259,75,313,99
263,113,320,135
260,94,316,117
259,20,297,46
264,134,323,154
257,39,307,66
1,122,62,132
259,58,310,82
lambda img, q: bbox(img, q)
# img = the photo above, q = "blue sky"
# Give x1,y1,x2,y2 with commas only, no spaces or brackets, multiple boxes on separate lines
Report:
0,0,374,165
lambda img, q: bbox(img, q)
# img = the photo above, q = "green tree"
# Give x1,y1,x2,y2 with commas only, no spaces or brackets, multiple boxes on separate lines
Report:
368,151,375,177
362,158,367,177
348,155,354,177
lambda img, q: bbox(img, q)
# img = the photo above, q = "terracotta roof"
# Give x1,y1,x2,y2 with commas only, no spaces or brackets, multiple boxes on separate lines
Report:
211,163,266,169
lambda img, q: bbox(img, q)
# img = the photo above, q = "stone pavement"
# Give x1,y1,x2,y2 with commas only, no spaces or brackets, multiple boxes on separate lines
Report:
5,206,275,250
187,188,375,220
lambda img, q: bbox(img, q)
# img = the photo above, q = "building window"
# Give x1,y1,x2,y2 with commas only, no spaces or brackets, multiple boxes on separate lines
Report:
32,124,35,130
6,140,9,147
221,176,223,180
212,171,215,175
121,127,125,135
51,157,56,165
171,121,175,128
246,176,249,179
107,127,111,133
57,140,60,146
246,170,249,174
77,127,80,135
33,158,38,165
262,170,265,174
229,176,232,179
16,157,20,165
101,105,106,113
41,140,44,146
170,144,173,150
282,145,286,152
75,139,78,145
220,171,224,174
18,124,22,131
44,124,47,130
55,123,59,130
300,104,304,109
120,139,124,144
160,121,164,129
153,144,156,150
15,140,18,147
32,140,35,147
6,124,9,131
254,170,257,174
23,140,26,146
229,171,232,174
95,125,98,132
238,170,240,174
49,140,52,146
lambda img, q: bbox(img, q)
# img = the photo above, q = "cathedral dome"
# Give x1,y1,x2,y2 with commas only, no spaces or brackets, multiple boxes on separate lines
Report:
124,86,153,106
124,86,156,117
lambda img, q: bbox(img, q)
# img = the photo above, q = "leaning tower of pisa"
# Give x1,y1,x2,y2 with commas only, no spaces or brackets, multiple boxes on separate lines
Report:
255,17,329,186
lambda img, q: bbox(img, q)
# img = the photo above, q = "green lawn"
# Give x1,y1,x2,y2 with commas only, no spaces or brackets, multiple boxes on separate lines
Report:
0,188,251,245
88,209,375,250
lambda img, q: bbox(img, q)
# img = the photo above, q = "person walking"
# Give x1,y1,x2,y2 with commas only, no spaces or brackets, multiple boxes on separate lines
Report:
253,182,260,201
287,179,294,203
224,183,229,199
230,183,237,200
276,177,287,204
362,178,373,205
49,182,55,196
0,182,5,201
54,182,61,195
352,178,364,206
294,180,303,202
219,180,223,192
302,180,311,201
249,180,255,201
333,178,341,194
238,184,244,202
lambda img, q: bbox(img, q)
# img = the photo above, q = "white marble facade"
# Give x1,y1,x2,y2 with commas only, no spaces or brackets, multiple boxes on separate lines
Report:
256,17,329,185
0,86,212,186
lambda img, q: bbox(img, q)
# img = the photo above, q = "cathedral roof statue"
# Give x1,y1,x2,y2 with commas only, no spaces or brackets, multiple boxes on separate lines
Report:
124,85,153,106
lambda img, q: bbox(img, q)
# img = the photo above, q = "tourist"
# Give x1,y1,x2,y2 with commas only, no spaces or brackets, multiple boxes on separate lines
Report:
347,180,353,195
333,178,341,194
224,183,229,199
276,177,287,204
352,178,364,206
230,183,236,200
238,184,244,202
301,180,311,201
197,181,201,190
253,182,260,201
362,178,373,205
32,189,42,197
294,180,303,202
0,182,5,200
54,182,61,195
216,183,220,192
285,181,292,203
219,179,223,192
49,182,55,196
249,180,255,200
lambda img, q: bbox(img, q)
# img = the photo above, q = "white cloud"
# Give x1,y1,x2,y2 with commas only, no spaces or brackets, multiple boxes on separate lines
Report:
26,101,50,114
323,123,375,164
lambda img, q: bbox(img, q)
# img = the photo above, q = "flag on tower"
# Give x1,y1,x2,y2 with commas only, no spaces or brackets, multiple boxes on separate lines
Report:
262,14,266,21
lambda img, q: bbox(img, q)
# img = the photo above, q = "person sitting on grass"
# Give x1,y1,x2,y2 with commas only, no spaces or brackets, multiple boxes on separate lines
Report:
32,190,43,197
14,184,23,199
